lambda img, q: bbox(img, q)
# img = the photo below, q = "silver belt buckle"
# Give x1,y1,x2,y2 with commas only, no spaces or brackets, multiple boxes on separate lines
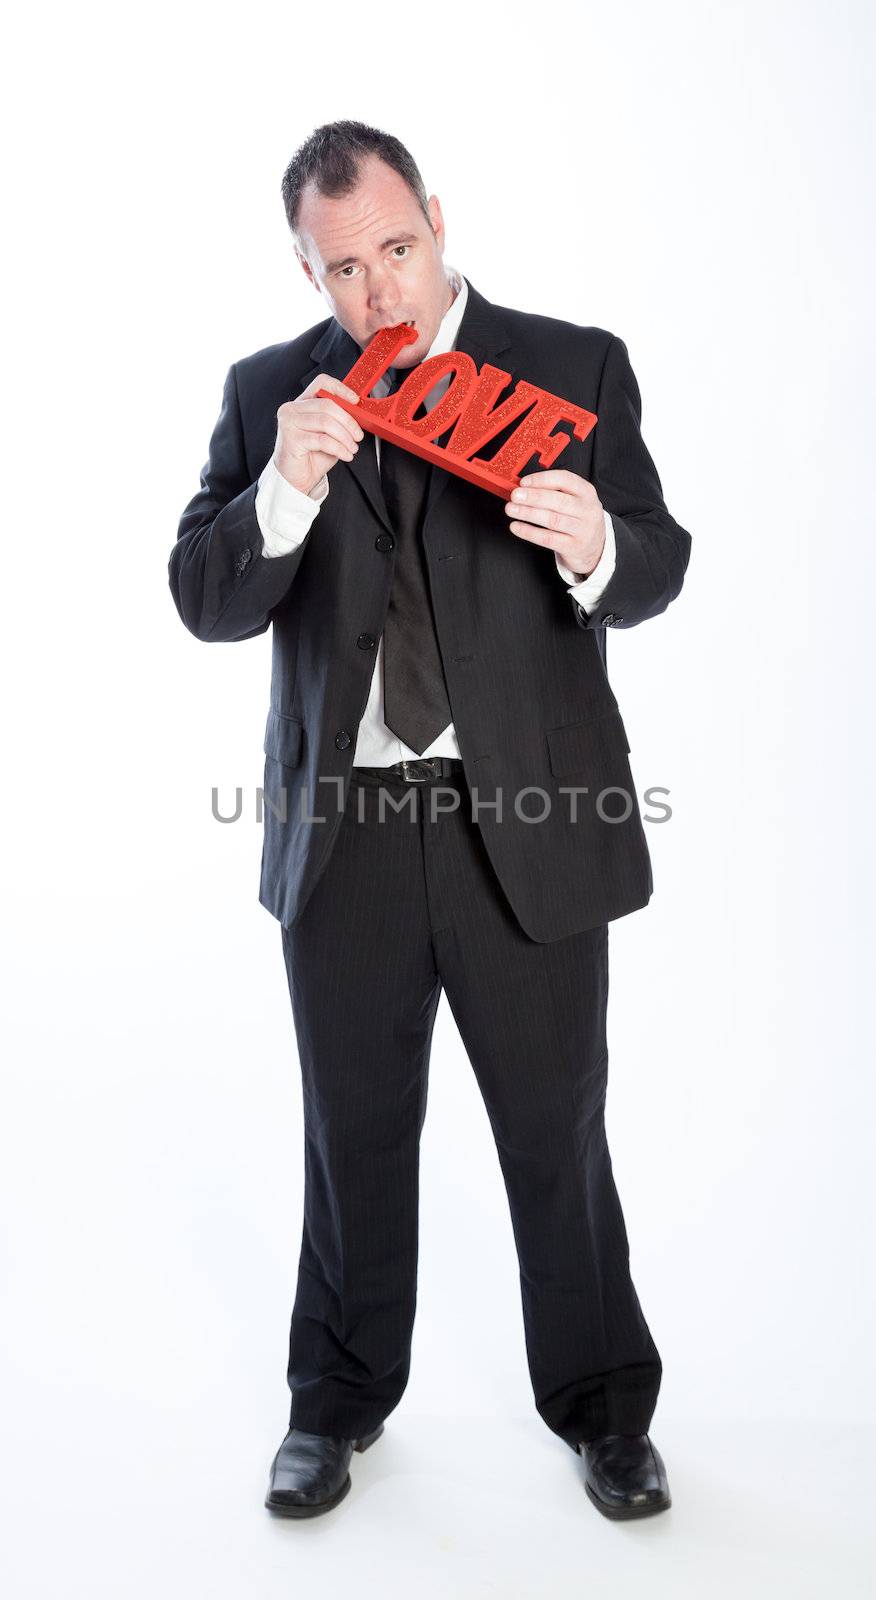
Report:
400,758,437,782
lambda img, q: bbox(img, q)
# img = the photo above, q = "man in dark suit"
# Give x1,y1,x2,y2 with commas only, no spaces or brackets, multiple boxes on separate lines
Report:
169,120,691,1522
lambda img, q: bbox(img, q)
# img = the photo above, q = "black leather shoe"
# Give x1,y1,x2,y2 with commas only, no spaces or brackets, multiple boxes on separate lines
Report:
265,1423,384,1517
575,1433,671,1519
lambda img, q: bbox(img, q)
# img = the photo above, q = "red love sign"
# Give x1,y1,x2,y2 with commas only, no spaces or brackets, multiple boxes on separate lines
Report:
316,322,597,500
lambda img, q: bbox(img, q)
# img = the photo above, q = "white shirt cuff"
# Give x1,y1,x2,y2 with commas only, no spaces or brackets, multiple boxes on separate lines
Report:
554,509,617,610
256,457,329,557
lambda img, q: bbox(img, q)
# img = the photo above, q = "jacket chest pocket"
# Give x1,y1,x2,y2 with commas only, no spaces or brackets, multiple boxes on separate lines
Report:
545,704,630,777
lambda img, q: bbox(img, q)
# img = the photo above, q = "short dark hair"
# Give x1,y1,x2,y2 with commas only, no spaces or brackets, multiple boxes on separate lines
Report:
281,120,431,246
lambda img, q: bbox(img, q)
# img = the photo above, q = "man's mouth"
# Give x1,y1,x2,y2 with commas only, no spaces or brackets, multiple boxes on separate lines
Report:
369,318,416,336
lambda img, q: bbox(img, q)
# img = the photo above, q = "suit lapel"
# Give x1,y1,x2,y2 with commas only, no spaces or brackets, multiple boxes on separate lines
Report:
292,276,517,536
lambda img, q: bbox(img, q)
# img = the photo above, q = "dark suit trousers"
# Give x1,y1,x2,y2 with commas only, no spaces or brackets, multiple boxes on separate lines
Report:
278,763,662,1449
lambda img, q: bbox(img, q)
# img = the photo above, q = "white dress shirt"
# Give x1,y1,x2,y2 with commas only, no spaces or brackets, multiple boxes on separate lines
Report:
255,267,617,765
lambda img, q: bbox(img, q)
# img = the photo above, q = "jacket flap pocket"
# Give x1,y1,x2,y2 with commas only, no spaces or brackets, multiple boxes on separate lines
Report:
264,709,303,768
546,706,630,777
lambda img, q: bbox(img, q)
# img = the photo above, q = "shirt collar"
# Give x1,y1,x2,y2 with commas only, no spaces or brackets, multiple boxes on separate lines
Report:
426,265,468,357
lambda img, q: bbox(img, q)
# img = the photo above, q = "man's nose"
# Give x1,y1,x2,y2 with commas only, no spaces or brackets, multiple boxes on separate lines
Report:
368,275,400,316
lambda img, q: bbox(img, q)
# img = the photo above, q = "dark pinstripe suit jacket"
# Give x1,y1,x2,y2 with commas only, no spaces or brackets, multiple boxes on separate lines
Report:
169,276,692,942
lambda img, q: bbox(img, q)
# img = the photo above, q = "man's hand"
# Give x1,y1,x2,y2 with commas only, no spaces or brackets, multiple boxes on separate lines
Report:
273,375,364,496
504,469,606,577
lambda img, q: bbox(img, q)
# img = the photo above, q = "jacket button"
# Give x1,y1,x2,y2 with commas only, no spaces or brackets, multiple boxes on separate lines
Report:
375,533,394,552
235,547,252,574
334,730,352,750
602,612,617,625
357,632,376,649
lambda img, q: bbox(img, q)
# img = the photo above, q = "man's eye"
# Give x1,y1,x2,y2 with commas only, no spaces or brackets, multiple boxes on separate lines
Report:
392,245,409,258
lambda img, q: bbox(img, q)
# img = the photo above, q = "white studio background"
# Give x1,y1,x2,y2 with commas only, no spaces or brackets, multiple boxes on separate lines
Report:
2,1,874,1596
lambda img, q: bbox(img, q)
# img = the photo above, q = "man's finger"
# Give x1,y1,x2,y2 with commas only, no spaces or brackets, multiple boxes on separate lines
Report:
509,484,584,517
519,468,594,493
505,502,581,540
309,374,360,402
505,500,581,537
505,521,569,553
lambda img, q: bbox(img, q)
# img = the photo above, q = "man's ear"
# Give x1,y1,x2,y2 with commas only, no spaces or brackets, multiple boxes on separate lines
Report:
427,194,445,250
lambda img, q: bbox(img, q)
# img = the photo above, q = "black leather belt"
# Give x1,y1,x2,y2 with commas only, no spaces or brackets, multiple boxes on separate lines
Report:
353,757,464,782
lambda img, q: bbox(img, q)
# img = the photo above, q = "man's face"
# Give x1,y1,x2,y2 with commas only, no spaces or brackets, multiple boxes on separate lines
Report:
295,153,455,368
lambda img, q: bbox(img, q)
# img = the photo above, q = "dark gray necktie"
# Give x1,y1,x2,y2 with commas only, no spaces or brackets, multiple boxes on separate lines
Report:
379,368,453,755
